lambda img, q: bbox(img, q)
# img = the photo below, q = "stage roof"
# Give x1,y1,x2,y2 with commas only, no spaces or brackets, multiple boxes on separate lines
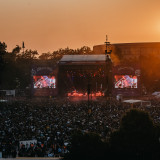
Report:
59,55,106,62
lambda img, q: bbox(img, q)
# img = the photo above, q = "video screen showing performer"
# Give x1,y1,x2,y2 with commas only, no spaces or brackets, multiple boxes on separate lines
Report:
114,75,137,88
33,76,56,88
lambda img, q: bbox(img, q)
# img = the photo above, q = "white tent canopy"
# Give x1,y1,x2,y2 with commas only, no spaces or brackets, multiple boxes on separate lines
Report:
152,91,160,96
123,99,143,103
123,99,151,107
152,92,160,98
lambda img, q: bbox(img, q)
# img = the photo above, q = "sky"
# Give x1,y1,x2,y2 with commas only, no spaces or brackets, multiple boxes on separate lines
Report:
1,0,160,54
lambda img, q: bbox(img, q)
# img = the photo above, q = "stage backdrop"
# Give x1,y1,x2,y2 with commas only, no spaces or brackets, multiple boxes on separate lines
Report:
112,65,141,96
31,66,58,97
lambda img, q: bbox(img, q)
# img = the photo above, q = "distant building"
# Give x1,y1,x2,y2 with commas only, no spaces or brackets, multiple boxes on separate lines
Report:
93,42,160,59
93,42,160,94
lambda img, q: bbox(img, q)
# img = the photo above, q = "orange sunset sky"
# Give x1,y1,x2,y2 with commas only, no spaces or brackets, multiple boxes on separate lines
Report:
1,0,160,54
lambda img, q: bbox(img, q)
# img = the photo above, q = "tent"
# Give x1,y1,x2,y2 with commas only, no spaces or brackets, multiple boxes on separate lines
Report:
123,99,151,107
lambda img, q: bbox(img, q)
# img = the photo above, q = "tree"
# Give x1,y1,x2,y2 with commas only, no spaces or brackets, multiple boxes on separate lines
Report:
1,44,21,89
0,42,7,54
64,131,107,160
110,109,160,160
0,42,7,88
15,49,39,89
77,46,93,55
38,46,93,63
12,45,21,55
0,41,7,69
39,52,52,60
20,49,38,59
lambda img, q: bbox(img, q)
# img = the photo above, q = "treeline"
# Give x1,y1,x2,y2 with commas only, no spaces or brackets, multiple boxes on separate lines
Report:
1,41,160,92
0,41,93,90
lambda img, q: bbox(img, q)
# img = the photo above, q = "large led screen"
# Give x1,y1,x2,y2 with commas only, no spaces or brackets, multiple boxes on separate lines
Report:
33,76,56,88
114,75,137,88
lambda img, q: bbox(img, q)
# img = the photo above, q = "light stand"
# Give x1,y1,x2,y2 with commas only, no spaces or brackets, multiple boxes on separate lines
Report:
105,35,113,98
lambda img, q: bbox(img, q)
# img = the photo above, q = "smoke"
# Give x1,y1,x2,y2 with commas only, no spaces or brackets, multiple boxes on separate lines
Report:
93,44,121,65
111,45,121,65
141,52,160,91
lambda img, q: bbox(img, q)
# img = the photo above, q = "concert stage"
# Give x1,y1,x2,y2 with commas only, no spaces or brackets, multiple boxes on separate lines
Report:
58,55,107,97
31,55,141,98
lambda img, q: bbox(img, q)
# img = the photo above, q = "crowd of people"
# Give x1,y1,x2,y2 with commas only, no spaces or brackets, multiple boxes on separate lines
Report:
0,97,160,158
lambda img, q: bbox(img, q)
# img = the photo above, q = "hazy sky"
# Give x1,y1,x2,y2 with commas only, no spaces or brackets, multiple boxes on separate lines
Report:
1,0,160,53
